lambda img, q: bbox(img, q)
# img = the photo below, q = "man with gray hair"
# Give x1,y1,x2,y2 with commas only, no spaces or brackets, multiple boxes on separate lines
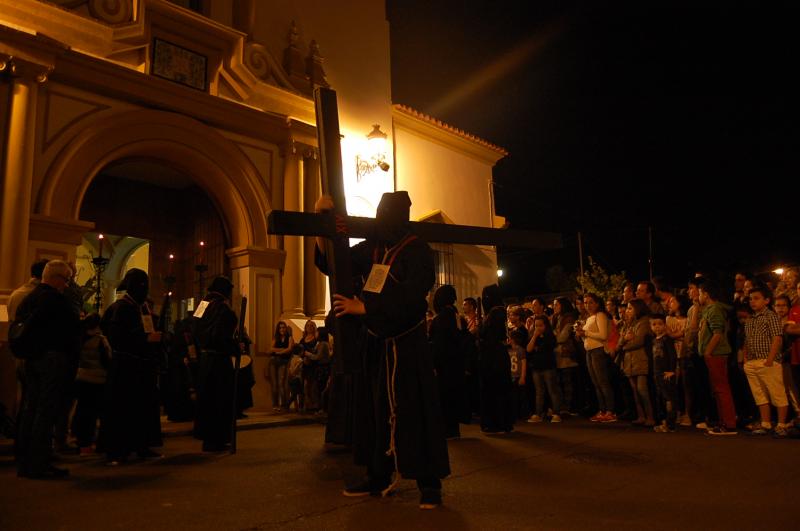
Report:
14,260,81,479
7,259,48,321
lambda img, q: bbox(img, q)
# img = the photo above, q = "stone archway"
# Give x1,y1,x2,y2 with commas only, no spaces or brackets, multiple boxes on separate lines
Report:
36,109,271,250
31,108,286,409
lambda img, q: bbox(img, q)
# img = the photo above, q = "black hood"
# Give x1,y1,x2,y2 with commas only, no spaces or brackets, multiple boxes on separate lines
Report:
374,191,411,244
432,284,457,314
119,268,149,304
208,276,233,300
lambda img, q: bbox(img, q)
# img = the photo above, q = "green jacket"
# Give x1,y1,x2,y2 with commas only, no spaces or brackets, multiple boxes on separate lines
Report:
698,302,731,356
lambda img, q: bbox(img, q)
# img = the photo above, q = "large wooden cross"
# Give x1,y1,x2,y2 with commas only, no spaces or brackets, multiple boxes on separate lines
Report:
269,88,560,368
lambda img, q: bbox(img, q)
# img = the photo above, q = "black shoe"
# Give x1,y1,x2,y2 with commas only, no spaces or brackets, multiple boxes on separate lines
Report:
419,489,442,509
342,478,390,497
27,465,69,479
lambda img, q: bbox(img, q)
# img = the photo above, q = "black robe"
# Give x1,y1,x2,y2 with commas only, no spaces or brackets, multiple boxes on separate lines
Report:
191,293,237,450
236,336,255,414
429,306,469,438
100,297,163,458
318,235,450,480
163,316,196,422
479,336,515,433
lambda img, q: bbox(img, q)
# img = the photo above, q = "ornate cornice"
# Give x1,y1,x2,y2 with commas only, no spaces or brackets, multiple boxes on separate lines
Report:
0,0,317,123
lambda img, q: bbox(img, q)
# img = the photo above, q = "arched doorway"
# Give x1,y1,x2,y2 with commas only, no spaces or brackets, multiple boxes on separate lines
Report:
32,109,286,409
36,109,271,249
79,159,229,317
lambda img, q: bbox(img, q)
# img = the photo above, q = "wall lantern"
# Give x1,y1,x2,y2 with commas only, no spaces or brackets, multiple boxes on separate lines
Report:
355,124,390,181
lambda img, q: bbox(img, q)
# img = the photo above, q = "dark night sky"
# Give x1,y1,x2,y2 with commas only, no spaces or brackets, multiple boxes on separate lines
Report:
386,1,800,297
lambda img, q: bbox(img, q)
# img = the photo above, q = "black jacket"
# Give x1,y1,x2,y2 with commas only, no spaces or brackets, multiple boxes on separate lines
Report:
15,283,81,359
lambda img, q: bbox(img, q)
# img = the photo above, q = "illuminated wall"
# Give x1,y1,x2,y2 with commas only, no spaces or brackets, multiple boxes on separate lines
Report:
393,106,508,300
250,1,395,216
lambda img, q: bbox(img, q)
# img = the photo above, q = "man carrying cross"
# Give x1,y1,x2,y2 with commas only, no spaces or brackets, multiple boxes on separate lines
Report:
314,191,450,510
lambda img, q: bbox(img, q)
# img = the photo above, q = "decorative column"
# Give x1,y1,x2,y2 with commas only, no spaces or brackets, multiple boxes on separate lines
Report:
280,145,305,319
303,152,327,318
228,246,285,410
0,50,52,421
0,55,49,300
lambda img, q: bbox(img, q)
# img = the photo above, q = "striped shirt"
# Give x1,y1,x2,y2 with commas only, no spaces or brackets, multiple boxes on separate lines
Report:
744,308,783,361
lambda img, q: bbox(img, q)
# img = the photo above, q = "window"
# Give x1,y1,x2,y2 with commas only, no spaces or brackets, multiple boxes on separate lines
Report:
431,243,454,294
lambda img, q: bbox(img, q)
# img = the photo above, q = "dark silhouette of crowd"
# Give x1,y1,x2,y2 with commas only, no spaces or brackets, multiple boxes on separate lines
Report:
7,259,251,479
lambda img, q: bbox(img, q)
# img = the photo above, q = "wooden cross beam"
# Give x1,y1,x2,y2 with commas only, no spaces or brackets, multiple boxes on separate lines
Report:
271,87,561,369
268,209,561,249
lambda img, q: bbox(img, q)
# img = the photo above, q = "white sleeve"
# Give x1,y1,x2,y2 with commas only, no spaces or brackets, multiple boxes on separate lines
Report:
585,312,609,341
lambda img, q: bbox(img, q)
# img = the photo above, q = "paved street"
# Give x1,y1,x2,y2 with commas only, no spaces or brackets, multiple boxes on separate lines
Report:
1,417,797,530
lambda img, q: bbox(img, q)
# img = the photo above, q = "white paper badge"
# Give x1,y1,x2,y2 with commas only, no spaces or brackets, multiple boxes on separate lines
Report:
141,313,155,334
363,264,391,293
193,300,210,318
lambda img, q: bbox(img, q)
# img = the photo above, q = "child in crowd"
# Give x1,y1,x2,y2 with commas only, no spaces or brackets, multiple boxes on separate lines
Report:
72,313,112,455
526,316,562,423
619,299,655,427
650,314,678,432
697,279,738,435
509,329,528,419
773,296,800,419
308,327,331,416
743,287,790,437
287,346,305,412
667,294,691,426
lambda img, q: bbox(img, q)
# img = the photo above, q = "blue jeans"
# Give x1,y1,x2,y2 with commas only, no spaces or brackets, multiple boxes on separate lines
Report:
586,347,615,412
532,369,562,416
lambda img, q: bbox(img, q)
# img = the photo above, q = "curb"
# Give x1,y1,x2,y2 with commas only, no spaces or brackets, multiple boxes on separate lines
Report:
0,416,326,454
162,416,325,438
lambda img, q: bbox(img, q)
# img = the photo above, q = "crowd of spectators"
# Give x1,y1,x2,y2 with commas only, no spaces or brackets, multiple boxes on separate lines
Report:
9,256,798,479
472,268,800,438
266,319,331,416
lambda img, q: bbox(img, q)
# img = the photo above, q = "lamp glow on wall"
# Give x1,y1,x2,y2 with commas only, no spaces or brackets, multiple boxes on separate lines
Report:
355,124,390,182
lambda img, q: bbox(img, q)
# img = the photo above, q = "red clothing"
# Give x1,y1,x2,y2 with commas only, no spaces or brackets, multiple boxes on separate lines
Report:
790,305,800,365
705,355,737,429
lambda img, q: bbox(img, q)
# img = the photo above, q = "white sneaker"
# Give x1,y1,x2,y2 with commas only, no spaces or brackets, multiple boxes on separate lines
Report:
527,415,543,423
550,414,562,423
695,422,708,430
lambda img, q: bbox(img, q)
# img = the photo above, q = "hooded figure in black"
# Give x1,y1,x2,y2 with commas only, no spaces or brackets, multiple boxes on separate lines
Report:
315,191,450,509
191,276,237,452
479,306,515,433
429,284,470,439
99,268,163,463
